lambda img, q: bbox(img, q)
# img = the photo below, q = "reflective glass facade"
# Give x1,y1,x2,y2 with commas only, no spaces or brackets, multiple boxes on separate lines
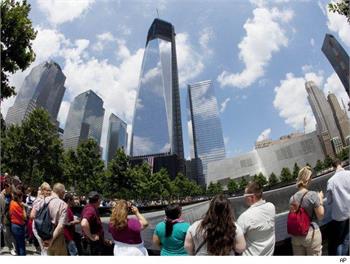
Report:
187,80,226,185
6,60,66,126
106,113,128,163
322,34,349,96
63,90,105,149
131,19,184,159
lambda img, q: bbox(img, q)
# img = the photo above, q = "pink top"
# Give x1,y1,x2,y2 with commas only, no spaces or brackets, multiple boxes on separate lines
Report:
108,218,142,244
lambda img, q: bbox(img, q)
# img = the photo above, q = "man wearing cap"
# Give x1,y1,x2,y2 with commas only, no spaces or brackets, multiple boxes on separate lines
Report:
81,191,109,255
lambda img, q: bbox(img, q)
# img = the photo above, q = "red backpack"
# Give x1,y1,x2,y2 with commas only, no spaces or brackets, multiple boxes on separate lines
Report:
287,191,311,236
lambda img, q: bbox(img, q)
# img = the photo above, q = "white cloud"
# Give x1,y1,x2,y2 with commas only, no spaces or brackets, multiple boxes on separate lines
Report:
257,128,272,142
273,71,324,133
220,97,231,113
132,136,155,155
2,27,68,117
199,27,214,55
302,64,313,73
217,6,293,88
57,100,70,128
92,32,116,52
325,2,350,47
310,38,315,47
318,1,326,15
37,0,95,25
224,136,229,148
176,33,204,87
324,72,350,116
250,0,291,7
1,26,144,155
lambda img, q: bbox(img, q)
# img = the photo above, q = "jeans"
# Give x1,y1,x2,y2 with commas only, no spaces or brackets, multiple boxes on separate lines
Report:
11,223,26,256
67,240,78,256
2,223,15,251
337,232,349,256
328,218,349,256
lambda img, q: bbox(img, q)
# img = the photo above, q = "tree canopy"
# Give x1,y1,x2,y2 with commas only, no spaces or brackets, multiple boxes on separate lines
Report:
2,108,64,186
1,0,37,99
329,0,350,23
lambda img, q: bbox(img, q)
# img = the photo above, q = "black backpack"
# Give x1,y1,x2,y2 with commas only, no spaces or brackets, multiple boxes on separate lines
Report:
35,198,55,240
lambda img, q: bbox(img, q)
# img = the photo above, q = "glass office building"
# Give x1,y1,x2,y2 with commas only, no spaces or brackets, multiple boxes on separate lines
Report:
130,19,184,160
187,80,226,185
322,34,349,96
106,113,128,163
63,90,105,150
6,60,66,126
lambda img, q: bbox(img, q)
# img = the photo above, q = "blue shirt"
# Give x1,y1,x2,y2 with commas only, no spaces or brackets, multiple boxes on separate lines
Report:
154,221,190,256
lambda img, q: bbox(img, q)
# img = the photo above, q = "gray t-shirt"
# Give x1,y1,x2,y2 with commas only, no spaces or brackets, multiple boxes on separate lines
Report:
289,190,321,229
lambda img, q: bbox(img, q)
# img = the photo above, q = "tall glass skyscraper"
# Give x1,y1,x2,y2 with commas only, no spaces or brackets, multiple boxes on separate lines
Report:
63,90,105,150
130,19,184,160
187,80,226,185
6,61,66,126
106,113,128,163
305,81,343,157
322,34,349,96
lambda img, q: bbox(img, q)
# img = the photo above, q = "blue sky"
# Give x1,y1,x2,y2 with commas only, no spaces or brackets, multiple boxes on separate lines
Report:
2,0,350,160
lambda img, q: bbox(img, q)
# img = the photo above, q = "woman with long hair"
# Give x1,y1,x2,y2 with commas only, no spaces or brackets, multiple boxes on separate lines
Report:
108,200,149,256
9,189,27,255
30,182,52,255
184,194,246,255
289,166,324,255
153,204,190,255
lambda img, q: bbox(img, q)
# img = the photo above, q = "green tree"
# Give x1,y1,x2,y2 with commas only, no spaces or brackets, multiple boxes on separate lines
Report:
323,155,333,169
2,108,64,186
238,177,248,190
103,148,133,199
1,0,37,99
292,163,300,180
63,149,79,189
172,173,194,198
131,162,152,201
150,168,173,201
227,178,239,195
280,167,293,183
75,138,105,195
329,0,349,23
253,172,268,187
207,182,223,196
336,148,349,161
314,159,324,173
1,124,27,177
268,172,279,186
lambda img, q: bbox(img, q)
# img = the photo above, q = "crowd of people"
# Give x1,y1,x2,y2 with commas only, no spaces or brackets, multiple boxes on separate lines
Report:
0,158,349,256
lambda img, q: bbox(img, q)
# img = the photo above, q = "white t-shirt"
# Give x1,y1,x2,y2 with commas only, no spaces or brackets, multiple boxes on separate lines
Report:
327,168,350,221
237,200,276,256
187,219,244,256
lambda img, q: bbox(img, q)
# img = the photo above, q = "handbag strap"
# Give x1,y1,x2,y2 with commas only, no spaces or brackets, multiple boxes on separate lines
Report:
297,191,308,212
194,240,206,255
